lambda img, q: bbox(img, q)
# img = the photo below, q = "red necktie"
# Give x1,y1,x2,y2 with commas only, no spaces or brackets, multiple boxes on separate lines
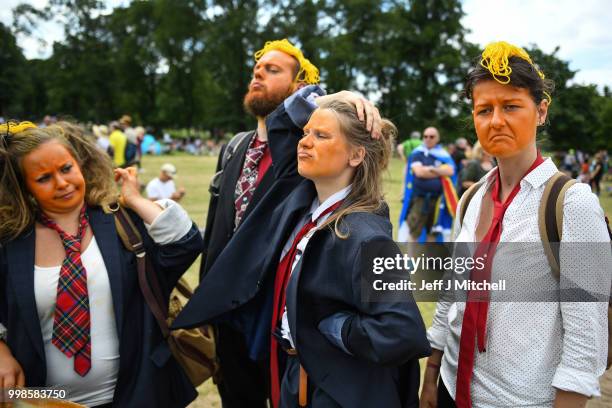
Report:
455,153,544,408
234,136,268,228
39,205,92,377
269,200,344,408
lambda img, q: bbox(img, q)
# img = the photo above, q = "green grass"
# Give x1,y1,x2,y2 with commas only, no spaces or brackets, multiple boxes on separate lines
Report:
138,153,612,407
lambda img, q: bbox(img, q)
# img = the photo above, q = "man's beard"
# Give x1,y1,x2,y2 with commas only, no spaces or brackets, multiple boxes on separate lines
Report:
243,86,293,118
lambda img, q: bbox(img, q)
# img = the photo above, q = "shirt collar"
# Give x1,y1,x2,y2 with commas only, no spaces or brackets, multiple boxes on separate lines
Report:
310,185,351,222
484,157,558,190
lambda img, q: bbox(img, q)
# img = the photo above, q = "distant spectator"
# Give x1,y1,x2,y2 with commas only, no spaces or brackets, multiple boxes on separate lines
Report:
458,141,494,196
397,131,422,162
39,115,54,128
109,121,127,167
120,115,138,166
146,163,186,202
134,126,146,161
93,124,111,156
562,148,577,175
452,137,471,174
590,151,604,195
577,165,590,184
398,126,457,242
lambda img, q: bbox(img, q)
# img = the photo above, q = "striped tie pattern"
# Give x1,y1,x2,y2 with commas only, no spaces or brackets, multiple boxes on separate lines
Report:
39,205,91,376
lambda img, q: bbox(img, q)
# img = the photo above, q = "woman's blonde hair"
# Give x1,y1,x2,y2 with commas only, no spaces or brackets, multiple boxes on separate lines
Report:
0,121,118,242
314,99,396,238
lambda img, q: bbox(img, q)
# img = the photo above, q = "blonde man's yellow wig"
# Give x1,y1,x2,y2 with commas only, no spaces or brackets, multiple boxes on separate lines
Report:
254,39,320,85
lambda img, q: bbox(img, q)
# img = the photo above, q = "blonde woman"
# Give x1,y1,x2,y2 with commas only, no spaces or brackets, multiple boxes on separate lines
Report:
261,98,431,407
0,122,202,407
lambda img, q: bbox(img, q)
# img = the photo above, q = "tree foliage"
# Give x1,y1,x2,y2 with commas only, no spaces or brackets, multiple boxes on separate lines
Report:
2,0,610,150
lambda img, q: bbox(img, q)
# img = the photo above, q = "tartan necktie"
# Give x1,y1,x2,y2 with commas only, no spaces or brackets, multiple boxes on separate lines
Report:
39,205,92,377
455,153,544,408
234,136,268,228
269,199,344,408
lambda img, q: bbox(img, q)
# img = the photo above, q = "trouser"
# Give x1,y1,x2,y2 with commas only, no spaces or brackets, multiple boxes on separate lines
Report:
279,355,341,408
216,323,269,408
438,378,456,408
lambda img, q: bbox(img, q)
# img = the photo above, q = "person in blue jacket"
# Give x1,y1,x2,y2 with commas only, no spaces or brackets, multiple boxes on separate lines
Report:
0,121,202,407
267,97,431,407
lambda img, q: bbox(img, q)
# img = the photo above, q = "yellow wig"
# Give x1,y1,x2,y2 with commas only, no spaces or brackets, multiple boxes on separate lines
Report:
480,41,551,103
0,121,37,135
254,39,320,85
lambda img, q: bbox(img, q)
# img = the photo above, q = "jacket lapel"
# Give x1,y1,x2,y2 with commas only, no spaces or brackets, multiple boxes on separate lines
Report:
88,208,124,337
260,180,316,277
7,230,45,361
286,256,303,340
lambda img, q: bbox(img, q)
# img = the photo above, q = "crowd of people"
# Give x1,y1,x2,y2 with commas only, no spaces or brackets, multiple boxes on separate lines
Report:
0,38,611,408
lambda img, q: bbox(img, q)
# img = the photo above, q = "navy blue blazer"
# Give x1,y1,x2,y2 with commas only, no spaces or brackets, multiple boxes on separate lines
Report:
0,206,202,407
271,181,431,407
173,92,313,332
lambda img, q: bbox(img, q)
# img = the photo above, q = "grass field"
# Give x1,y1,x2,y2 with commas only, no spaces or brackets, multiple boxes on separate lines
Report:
138,153,612,408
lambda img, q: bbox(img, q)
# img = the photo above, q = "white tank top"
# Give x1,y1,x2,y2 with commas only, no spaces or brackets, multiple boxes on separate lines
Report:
34,236,119,407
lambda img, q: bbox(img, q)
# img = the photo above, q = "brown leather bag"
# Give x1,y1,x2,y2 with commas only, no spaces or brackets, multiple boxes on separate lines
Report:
113,205,218,386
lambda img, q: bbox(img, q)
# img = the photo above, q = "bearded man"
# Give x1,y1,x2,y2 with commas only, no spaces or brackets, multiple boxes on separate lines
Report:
180,40,320,408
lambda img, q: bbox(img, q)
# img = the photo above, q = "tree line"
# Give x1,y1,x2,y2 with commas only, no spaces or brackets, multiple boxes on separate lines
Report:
1,0,610,151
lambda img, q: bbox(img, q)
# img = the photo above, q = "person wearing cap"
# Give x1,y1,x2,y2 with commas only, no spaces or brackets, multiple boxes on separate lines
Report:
146,163,186,202
173,39,381,408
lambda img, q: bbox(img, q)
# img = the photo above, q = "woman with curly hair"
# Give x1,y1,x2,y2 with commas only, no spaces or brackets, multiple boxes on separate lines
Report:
0,121,202,407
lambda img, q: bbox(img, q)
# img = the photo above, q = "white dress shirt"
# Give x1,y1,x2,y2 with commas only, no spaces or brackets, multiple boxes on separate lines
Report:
280,185,352,348
427,158,611,407
34,199,192,406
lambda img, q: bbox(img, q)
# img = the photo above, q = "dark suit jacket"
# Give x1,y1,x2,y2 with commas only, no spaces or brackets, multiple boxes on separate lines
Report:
0,207,202,408
271,181,431,407
175,97,308,330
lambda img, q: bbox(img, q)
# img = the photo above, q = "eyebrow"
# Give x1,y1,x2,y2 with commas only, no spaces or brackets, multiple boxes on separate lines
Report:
474,97,526,107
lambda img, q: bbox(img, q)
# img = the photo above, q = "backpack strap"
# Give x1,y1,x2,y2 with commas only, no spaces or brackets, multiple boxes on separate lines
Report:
459,180,486,227
538,172,575,280
113,205,170,337
209,130,254,197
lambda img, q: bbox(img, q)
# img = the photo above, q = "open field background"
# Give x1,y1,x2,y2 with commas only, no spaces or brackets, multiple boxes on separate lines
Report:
137,153,612,408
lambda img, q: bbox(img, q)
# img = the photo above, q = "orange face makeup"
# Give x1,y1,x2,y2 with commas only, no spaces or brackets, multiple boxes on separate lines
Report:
298,109,354,181
22,140,86,215
472,81,547,158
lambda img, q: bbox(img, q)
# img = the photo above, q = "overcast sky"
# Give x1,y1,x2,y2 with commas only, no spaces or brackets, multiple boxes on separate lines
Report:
3,0,611,90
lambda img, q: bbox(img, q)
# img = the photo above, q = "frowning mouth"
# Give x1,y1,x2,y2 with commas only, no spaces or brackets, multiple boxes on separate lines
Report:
490,134,512,141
